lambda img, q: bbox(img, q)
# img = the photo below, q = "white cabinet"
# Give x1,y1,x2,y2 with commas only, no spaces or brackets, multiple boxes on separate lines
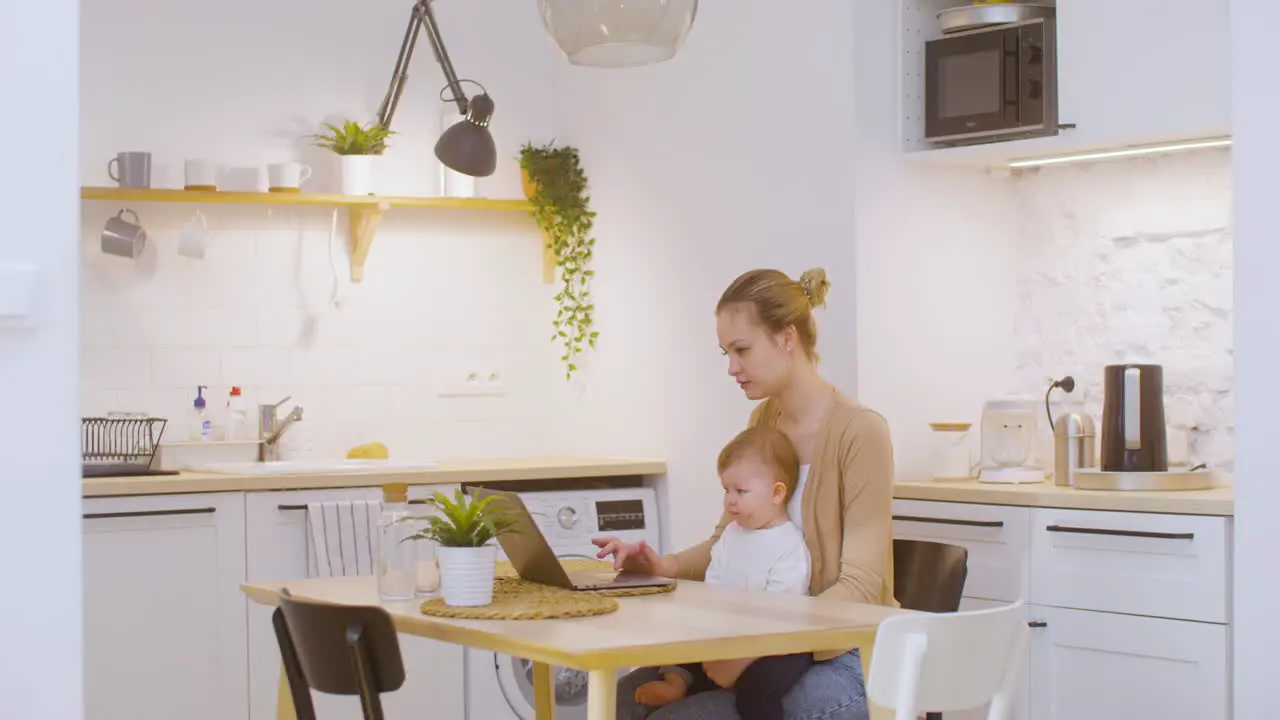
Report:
1052,0,1230,151
82,492,248,720
1028,606,1229,720
903,0,1231,166
891,499,1232,720
244,486,466,720
1029,508,1229,623
892,499,1030,602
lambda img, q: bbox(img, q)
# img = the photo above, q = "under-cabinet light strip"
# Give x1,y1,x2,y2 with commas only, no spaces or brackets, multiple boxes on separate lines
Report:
1007,137,1233,168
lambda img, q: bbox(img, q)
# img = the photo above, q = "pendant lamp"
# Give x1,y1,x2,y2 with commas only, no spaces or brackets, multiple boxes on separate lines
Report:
538,0,699,68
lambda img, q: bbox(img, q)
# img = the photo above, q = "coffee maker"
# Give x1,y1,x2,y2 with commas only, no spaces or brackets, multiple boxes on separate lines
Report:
977,396,1046,484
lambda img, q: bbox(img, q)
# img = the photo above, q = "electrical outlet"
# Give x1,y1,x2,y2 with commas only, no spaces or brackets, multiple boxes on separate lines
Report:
437,366,507,397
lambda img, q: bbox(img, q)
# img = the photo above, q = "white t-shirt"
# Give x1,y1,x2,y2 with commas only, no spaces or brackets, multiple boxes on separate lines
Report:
787,464,811,532
705,520,811,595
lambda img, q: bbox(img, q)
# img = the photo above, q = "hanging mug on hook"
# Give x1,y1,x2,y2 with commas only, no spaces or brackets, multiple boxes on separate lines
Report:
178,209,210,260
101,208,147,259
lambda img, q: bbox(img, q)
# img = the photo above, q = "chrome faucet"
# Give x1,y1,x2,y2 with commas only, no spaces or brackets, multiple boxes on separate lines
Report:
258,395,305,462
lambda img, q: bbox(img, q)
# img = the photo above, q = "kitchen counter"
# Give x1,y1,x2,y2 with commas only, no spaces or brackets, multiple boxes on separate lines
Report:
82,456,667,498
893,478,1234,516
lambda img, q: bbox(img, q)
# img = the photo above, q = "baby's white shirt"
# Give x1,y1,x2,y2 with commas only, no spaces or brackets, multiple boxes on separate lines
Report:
704,520,811,596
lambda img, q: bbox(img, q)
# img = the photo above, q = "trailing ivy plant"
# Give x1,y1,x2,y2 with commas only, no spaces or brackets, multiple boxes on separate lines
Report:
519,141,598,380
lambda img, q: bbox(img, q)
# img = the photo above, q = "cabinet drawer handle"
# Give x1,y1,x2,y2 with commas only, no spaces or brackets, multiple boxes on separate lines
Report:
83,507,215,520
893,515,1004,528
1028,620,1047,628
1044,524,1194,540
278,499,429,511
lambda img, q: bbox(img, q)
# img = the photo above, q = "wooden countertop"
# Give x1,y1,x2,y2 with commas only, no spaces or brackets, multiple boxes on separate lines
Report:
82,456,667,498
893,478,1234,516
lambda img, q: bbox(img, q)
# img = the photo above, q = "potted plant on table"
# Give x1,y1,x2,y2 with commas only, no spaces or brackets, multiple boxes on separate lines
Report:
310,120,395,195
518,140,599,381
406,489,517,607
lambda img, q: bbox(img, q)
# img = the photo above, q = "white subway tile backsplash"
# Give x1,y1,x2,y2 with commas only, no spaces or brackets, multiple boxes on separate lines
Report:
150,348,222,388
80,212,576,459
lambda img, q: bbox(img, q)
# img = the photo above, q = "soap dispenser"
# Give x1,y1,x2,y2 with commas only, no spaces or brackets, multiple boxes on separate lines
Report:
189,385,212,442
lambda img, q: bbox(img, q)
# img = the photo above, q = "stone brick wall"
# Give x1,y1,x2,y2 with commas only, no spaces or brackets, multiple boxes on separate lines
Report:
1011,148,1234,470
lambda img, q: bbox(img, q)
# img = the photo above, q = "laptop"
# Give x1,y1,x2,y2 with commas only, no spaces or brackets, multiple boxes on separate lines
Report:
471,487,677,592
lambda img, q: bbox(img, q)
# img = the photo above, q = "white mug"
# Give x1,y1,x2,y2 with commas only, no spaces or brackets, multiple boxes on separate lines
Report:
268,162,312,192
184,159,218,191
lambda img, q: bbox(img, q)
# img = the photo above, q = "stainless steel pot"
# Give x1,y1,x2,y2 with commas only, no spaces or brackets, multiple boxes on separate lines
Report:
937,2,1056,34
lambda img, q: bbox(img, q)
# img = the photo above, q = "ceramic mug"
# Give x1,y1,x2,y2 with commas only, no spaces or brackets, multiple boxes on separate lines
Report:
268,162,312,192
101,209,147,259
184,159,218,191
107,152,152,188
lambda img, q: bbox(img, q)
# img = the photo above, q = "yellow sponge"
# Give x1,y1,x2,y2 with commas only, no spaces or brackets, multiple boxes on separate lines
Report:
347,442,390,460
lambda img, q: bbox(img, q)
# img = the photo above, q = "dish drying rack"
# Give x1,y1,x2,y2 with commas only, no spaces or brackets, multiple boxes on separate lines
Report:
82,414,172,478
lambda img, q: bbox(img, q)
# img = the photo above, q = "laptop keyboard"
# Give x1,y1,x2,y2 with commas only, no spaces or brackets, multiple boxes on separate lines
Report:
566,569,616,587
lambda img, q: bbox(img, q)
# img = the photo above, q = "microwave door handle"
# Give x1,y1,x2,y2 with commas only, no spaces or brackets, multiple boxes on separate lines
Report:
1004,40,1020,115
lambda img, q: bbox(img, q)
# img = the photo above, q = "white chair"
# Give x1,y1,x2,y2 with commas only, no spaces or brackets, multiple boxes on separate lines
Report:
867,600,1029,720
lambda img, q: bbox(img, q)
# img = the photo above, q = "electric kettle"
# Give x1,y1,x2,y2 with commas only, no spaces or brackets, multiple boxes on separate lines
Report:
1100,363,1168,472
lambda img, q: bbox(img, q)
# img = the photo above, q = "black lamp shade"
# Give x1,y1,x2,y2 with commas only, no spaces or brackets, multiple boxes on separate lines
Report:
435,93,497,177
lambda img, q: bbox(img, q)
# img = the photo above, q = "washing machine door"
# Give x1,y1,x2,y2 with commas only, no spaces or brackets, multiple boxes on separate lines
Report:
494,654,590,720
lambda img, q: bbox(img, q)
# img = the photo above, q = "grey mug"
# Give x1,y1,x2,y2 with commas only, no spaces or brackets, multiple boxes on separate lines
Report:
101,209,147,259
107,151,152,188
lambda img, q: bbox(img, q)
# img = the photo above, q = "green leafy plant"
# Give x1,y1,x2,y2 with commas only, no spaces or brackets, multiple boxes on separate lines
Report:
310,120,396,156
519,140,598,380
404,489,517,548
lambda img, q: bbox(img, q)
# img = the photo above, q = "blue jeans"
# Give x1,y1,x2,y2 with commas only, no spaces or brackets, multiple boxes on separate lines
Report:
616,650,868,720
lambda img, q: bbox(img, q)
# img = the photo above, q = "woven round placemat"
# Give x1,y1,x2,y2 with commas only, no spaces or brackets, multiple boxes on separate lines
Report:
419,559,675,620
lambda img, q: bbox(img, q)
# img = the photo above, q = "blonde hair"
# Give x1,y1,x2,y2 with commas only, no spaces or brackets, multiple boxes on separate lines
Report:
717,426,801,501
716,268,830,359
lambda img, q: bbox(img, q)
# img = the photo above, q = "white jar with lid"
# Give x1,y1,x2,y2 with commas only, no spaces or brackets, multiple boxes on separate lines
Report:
929,422,974,480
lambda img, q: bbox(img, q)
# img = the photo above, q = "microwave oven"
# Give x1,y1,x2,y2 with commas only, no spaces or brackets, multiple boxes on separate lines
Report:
924,18,1058,146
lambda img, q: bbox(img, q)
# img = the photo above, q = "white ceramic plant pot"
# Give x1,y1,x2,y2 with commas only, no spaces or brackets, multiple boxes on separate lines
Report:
338,154,376,195
437,544,498,607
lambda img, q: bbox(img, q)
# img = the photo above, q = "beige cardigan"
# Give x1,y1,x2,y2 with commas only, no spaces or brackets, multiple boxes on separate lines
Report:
673,393,898,661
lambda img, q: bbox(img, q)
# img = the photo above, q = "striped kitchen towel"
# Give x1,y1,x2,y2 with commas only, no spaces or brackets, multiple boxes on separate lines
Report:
306,500,381,578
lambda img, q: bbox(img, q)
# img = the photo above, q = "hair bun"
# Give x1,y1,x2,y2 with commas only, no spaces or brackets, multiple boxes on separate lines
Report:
798,268,830,308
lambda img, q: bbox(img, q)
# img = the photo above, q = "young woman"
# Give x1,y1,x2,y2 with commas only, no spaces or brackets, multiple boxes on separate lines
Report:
593,268,897,720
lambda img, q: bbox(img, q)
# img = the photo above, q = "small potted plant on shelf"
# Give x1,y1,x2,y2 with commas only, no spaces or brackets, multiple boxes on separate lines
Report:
310,120,395,195
518,140,599,381
405,489,516,607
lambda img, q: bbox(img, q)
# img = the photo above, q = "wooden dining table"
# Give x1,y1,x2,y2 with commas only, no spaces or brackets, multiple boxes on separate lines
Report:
242,576,906,720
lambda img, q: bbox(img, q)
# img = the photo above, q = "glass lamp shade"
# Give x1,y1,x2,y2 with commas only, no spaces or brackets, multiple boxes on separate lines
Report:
538,0,698,68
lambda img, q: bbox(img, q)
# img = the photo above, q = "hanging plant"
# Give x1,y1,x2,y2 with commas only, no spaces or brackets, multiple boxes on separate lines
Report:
519,140,598,380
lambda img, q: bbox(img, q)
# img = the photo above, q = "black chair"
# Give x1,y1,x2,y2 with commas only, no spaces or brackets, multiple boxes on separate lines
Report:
273,587,407,720
892,539,970,720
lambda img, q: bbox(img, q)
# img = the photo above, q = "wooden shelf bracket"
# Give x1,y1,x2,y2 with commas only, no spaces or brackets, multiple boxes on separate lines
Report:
348,200,389,282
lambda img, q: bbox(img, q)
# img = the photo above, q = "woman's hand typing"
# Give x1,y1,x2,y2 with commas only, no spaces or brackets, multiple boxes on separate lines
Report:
591,537,677,577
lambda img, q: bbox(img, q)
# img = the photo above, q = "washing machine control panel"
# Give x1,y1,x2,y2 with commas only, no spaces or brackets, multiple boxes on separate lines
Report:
516,488,661,556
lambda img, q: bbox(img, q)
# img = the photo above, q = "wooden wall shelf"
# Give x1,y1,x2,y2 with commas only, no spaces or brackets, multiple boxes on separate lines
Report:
80,186,541,282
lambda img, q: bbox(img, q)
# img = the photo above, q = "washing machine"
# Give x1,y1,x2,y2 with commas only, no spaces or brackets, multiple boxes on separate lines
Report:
465,486,663,720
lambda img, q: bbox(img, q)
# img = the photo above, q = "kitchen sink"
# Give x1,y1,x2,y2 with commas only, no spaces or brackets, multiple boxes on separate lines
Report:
189,459,439,475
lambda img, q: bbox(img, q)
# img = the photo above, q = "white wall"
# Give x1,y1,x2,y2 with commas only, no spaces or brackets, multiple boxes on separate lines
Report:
79,0,576,460
552,0,863,549
851,0,1021,480
1231,1,1279,716
1011,149,1235,471
0,0,82,716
